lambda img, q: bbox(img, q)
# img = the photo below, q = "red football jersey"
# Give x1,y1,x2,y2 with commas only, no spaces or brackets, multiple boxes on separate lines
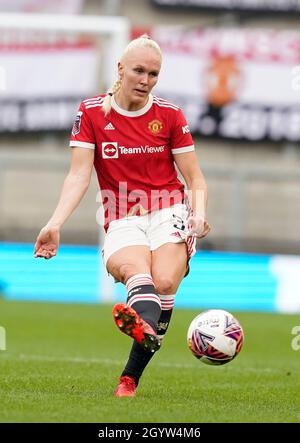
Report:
69,93,195,230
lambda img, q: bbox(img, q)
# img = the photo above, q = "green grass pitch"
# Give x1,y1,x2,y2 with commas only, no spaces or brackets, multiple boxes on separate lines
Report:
0,300,299,423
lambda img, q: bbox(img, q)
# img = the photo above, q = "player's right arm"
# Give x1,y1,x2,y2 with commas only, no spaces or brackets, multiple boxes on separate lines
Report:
34,147,94,259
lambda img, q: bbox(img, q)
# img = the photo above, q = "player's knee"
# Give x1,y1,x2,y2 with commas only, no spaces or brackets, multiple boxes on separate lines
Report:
154,277,174,295
118,264,139,284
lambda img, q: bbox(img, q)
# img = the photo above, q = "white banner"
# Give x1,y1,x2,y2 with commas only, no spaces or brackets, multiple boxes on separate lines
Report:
0,0,84,14
0,39,98,132
152,0,300,12
152,27,300,141
0,43,97,99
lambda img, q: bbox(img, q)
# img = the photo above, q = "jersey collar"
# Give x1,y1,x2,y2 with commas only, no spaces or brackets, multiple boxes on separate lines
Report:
111,94,153,117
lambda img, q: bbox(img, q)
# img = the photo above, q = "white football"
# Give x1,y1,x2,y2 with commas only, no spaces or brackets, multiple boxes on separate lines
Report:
187,309,244,365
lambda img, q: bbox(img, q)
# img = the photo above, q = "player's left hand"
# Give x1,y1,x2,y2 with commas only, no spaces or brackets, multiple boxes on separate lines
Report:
187,216,211,238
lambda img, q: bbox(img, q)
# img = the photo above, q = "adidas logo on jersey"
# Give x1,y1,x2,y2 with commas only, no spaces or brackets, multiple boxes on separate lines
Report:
104,122,115,130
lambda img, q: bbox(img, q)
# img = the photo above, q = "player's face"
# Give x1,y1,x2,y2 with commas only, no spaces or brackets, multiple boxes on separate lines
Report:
117,47,161,110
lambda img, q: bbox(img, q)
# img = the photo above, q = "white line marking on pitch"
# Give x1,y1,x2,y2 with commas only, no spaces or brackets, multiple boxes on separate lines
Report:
2,353,288,374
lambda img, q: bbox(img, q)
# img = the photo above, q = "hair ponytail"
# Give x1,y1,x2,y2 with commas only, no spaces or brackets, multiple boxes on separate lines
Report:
102,78,122,116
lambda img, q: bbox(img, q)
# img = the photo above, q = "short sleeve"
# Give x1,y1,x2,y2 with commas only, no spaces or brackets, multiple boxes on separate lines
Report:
170,109,195,155
69,102,96,149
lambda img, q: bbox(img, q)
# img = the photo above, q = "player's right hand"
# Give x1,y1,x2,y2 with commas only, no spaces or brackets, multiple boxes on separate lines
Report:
34,226,60,259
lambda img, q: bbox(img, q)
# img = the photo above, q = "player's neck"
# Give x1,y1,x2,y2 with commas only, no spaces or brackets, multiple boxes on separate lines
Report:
114,92,149,112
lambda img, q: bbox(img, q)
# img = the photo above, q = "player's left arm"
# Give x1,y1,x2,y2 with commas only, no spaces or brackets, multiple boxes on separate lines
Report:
174,151,210,238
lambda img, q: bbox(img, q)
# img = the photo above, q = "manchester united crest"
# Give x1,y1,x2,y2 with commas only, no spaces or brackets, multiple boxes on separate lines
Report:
205,56,242,107
148,119,163,134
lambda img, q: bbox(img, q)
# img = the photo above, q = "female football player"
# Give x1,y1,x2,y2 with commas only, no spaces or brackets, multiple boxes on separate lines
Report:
34,35,210,397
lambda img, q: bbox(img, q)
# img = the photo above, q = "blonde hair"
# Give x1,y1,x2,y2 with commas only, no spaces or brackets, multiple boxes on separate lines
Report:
102,34,162,116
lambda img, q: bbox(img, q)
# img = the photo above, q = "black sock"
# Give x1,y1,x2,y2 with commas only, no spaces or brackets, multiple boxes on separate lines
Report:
121,341,154,385
156,295,175,343
122,293,175,385
125,273,161,330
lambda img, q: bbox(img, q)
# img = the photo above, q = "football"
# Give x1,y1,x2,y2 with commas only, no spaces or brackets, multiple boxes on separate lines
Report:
187,309,244,365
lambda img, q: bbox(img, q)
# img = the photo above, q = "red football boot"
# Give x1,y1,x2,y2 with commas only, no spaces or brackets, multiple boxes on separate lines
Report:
113,303,161,353
114,375,136,398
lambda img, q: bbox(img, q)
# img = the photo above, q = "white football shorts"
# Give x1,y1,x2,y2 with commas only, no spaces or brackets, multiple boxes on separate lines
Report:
102,203,196,268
